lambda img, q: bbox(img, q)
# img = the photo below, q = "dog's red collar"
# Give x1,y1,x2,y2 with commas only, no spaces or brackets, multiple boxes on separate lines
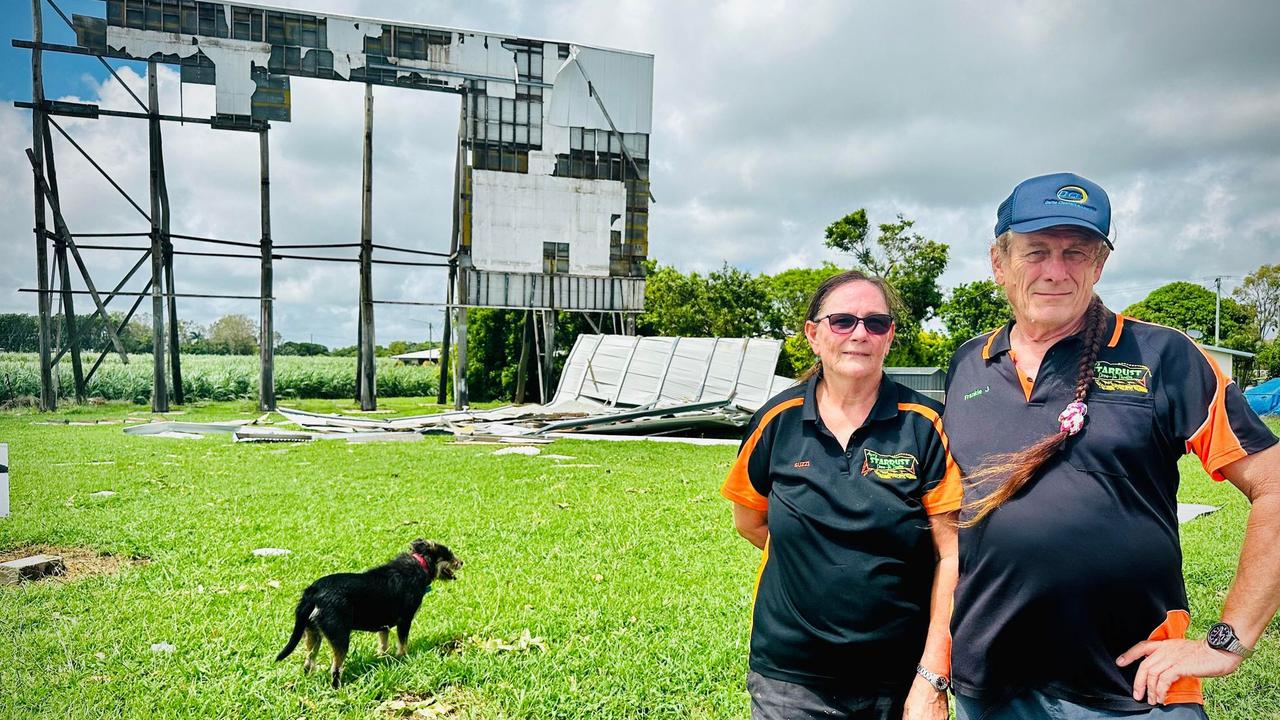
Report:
411,553,430,574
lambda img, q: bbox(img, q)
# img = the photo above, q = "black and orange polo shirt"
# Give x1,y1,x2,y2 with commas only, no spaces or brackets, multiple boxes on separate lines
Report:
721,373,962,689
943,311,1278,711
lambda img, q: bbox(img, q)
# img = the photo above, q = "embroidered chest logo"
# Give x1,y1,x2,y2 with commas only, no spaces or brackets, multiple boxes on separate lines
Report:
1093,361,1152,393
793,460,812,469
861,449,918,480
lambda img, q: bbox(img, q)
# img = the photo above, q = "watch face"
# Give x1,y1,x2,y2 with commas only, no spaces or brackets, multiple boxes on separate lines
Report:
932,677,949,692
1207,623,1234,648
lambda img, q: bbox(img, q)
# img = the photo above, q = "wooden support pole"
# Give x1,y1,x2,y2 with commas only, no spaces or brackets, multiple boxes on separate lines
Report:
258,128,275,411
54,218,86,402
358,83,376,410
514,310,532,404
158,117,182,404
439,92,467,406
147,61,168,412
30,0,55,410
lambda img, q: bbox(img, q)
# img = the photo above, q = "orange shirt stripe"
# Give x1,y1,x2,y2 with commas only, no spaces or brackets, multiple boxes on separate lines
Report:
981,327,1003,360
898,402,963,514
1145,610,1204,705
720,397,805,510
1107,313,1126,348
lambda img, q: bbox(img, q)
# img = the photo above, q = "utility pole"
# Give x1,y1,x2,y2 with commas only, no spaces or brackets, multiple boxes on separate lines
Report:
1214,276,1223,345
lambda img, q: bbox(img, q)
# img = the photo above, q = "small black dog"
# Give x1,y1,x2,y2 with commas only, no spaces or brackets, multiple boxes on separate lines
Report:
275,539,462,687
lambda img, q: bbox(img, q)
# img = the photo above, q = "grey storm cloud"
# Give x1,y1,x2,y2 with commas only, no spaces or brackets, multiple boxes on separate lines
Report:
2,0,1277,347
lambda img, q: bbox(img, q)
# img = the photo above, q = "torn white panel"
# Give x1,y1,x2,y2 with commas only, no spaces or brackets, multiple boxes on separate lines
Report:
470,170,624,275
547,46,653,133
451,34,519,80
106,26,271,117
197,38,272,116
327,18,383,80
485,80,517,99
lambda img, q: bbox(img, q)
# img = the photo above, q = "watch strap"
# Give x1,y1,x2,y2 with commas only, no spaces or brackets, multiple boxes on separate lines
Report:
915,664,950,692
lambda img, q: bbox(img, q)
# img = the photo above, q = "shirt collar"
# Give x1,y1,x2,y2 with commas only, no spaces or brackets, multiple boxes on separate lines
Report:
981,309,1121,362
802,371,899,425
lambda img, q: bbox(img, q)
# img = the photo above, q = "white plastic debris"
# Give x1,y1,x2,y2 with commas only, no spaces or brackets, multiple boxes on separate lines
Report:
492,446,541,456
150,642,175,653
252,548,292,557
90,490,116,498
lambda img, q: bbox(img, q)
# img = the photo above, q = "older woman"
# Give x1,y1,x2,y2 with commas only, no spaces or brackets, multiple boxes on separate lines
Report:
943,172,1280,719
722,269,961,720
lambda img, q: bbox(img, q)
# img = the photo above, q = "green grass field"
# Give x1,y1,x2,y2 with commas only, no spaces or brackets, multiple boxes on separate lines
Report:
0,400,1277,719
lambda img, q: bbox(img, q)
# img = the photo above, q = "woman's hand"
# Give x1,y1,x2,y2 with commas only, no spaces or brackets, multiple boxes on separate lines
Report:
902,675,948,720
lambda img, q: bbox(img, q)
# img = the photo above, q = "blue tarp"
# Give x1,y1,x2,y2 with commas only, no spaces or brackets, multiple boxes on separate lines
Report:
1244,377,1280,416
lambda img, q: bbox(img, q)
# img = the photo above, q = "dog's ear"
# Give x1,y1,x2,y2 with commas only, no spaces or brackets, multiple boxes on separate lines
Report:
410,539,436,555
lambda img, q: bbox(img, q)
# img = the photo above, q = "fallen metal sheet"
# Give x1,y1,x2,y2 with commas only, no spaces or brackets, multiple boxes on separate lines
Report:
233,428,316,443
343,432,423,444
543,432,740,446
554,334,781,413
535,398,732,434
124,420,252,436
276,407,397,431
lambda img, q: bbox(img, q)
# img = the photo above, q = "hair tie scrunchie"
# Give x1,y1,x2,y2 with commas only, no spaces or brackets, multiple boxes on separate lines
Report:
1058,401,1088,436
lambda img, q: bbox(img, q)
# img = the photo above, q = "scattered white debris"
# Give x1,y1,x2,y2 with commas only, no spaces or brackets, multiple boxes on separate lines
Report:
493,446,541,456
89,491,116,498
1177,503,1220,524
252,548,292,557
266,579,282,589
540,454,577,461
150,642,175,653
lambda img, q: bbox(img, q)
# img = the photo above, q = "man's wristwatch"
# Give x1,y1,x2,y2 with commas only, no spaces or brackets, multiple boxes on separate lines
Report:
1206,622,1254,659
915,664,950,693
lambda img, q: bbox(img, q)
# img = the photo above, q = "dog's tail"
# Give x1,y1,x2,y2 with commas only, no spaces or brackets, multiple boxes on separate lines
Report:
275,600,315,661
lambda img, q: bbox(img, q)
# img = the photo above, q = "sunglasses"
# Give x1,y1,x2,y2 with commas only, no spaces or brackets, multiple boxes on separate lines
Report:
813,312,894,336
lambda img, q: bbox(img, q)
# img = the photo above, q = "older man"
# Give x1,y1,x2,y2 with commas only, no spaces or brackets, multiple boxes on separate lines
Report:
941,172,1280,719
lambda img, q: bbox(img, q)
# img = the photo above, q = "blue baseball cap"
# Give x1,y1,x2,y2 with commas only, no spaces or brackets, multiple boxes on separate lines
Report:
995,172,1113,248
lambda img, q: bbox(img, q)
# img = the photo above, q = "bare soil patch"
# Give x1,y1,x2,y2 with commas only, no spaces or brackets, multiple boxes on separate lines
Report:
0,544,148,584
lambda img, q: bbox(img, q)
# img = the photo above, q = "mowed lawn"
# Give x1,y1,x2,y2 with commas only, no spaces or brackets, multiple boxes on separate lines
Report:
0,400,1277,719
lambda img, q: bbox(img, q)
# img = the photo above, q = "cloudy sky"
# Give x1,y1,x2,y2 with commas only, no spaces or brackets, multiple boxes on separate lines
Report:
2,0,1278,349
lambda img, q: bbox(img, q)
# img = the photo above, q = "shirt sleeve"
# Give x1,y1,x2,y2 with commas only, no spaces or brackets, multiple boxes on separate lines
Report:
1165,338,1279,481
918,411,963,515
720,405,782,511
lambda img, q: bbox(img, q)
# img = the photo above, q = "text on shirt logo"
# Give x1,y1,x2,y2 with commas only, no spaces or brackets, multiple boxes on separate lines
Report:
963,386,991,400
793,460,811,469
1092,361,1152,393
861,449,918,480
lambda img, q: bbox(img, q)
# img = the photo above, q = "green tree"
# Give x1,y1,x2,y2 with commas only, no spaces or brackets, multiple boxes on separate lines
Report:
939,280,1011,353
824,211,950,366
1123,282,1258,351
637,262,709,336
277,341,329,356
1234,264,1280,341
704,264,773,338
206,314,258,355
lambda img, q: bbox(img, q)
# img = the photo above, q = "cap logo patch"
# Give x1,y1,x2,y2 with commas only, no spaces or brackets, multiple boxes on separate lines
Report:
1056,185,1088,204
1093,361,1152,393
861,449,918,480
